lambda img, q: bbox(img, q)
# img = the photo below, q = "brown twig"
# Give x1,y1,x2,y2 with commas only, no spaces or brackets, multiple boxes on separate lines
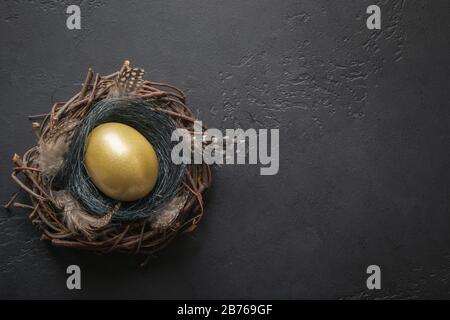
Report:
79,68,94,100
4,192,19,209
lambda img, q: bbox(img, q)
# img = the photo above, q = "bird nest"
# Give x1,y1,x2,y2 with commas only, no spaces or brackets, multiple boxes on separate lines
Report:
7,60,211,260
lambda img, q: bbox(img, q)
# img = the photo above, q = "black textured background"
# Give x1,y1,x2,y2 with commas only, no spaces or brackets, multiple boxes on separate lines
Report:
1,0,449,299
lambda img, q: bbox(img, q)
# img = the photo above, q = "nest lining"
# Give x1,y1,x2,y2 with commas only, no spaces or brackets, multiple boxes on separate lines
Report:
55,97,186,221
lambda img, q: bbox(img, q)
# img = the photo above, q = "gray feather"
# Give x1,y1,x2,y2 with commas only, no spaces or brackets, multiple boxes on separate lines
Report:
150,192,188,229
38,119,79,178
53,191,115,238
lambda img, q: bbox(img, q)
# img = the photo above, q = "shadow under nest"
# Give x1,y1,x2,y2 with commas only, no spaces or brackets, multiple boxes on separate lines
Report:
7,61,211,261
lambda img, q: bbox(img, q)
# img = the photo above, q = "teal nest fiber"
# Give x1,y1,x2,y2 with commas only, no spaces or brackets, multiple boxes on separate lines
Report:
54,98,186,221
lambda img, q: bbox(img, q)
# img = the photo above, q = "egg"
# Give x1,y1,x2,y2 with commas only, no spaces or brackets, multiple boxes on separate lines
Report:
84,122,159,202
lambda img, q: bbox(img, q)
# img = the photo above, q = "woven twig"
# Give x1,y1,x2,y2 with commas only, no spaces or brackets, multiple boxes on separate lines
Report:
8,61,211,256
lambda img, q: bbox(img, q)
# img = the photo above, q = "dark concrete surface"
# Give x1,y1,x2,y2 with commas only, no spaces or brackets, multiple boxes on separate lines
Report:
0,0,449,299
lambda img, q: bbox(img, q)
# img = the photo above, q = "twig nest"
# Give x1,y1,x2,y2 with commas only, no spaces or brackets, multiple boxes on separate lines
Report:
8,61,211,257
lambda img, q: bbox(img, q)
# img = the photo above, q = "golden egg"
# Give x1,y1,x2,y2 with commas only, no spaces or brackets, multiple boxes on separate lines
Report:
84,122,159,202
